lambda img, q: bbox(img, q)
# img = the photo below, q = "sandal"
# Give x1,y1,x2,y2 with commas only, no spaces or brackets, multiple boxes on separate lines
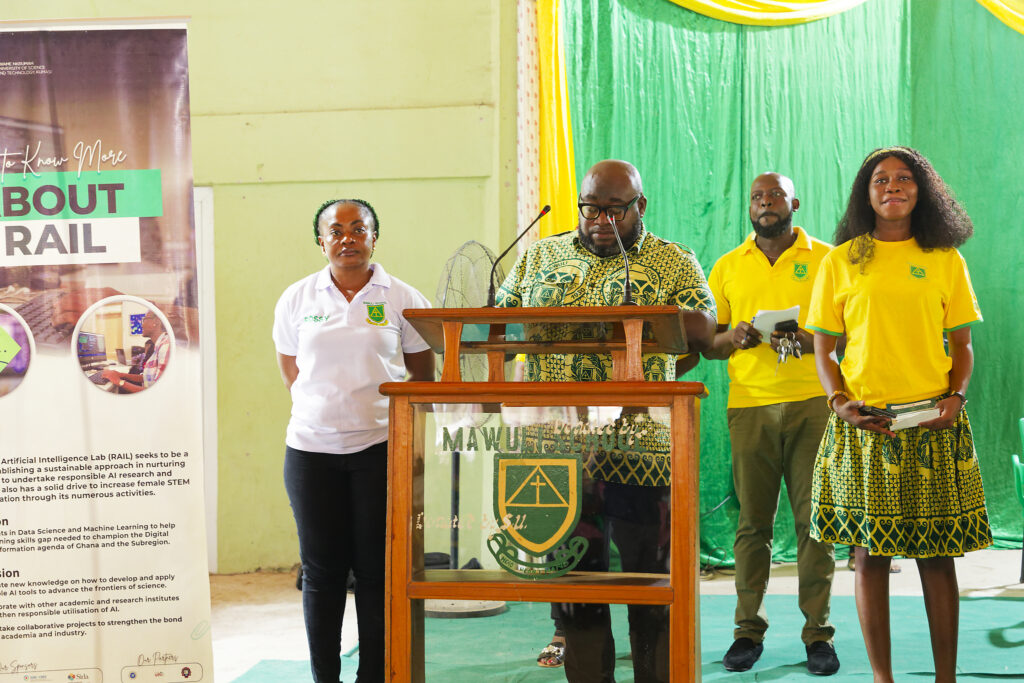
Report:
537,641,565,668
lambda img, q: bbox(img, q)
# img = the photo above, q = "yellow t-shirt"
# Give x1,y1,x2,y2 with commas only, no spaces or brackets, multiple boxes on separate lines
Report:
806,236,982,407
707,227,831,408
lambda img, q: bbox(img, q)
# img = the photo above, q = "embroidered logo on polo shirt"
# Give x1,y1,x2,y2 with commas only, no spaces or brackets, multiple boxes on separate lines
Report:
303,314,330,323
365,302,388,326
792,262,809,281
910,265,926,279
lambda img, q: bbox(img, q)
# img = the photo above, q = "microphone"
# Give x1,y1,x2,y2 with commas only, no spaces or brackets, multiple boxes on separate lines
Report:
608,215,636,305
486,204,551,307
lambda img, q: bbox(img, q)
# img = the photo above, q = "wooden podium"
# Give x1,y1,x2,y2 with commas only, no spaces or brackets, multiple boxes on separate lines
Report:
380,306,705,681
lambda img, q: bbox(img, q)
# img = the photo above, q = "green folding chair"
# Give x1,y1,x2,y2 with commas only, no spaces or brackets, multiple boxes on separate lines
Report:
1013,451,1024,583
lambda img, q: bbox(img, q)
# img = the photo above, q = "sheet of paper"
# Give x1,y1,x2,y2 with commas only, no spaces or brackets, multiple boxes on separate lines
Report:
751,305,800,338
890,408,941,431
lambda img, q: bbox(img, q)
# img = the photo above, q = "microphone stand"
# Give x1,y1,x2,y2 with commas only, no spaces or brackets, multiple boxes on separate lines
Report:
608,215,636,305
486,205,551,307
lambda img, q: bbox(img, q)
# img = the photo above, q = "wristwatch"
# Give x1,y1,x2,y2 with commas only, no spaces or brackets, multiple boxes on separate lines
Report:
950,391,967,407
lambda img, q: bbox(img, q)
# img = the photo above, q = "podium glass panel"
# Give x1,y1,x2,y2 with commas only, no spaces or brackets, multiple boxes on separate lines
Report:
418,402,674,583
419,598,676,680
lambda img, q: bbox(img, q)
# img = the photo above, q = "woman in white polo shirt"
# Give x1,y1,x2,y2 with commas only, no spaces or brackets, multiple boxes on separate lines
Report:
273,199,434,683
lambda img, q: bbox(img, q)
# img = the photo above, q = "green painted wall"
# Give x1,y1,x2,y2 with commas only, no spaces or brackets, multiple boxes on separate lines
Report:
196,1,519,573
5,2,519,572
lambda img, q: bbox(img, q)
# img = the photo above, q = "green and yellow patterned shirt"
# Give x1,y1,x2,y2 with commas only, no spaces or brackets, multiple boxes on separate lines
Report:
495,226,715,486
496,227,715,382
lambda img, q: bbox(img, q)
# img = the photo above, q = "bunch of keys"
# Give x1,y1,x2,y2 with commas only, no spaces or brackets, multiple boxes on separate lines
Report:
774,322,802,375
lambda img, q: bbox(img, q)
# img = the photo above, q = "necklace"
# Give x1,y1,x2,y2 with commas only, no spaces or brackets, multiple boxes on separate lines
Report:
330,271,369,301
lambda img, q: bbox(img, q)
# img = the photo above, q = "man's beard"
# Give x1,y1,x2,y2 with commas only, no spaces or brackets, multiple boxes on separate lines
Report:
750,211,792,239
578,221,643,257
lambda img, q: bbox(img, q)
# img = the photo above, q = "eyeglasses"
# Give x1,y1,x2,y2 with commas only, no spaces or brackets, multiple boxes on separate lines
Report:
578,194,641,221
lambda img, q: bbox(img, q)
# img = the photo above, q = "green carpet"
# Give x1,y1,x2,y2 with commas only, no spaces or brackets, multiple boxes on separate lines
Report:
231,595,1024,682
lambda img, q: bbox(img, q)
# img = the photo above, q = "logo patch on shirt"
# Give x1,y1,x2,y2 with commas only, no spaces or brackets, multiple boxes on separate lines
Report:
910,265,926,279
303,314,330,323
792,262,809,281
365,302,388,326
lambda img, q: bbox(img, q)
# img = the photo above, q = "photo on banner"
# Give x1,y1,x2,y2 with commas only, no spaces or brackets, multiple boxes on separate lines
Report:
0,24,212,682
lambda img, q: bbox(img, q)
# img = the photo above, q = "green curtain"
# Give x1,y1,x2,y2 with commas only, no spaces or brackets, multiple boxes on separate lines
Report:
562,0,1023,564
907,1,1024,546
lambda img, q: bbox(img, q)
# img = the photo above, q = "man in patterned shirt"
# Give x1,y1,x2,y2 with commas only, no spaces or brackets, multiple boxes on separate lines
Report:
497,159,715,683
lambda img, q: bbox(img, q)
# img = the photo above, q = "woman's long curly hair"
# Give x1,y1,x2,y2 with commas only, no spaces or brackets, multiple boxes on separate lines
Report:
834,146,973,267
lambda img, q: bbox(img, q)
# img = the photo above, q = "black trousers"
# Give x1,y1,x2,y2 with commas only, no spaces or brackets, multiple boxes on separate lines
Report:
284,443,387,683
553,479,670,683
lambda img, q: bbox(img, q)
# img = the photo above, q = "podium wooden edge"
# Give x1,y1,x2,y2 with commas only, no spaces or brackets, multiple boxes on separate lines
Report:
381,380,708,399
405,305,692,363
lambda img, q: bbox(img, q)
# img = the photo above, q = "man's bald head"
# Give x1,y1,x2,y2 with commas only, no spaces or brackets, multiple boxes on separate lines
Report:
753,172,795,197
749,172,799,240
577,160,647,257
580,160,644,198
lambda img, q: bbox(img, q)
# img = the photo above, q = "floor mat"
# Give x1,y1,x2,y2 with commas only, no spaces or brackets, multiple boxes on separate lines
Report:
231,595,1024,681
231,656,359,682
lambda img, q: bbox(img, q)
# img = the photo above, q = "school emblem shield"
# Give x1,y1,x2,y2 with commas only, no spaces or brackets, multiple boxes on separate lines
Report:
487,452,589,579
793,262,809,281
364,302,388,326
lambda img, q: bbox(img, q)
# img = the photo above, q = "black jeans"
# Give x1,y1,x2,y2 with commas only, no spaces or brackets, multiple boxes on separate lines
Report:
284,443,387,683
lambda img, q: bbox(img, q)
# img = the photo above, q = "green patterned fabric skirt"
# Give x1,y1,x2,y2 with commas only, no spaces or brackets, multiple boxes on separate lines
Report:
810,410,992,558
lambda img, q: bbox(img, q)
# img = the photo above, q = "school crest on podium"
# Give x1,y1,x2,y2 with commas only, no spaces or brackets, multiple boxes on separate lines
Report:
487,453,588,579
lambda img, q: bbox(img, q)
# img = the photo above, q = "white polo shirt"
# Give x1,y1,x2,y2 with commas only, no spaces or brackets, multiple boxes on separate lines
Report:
273,263,431,454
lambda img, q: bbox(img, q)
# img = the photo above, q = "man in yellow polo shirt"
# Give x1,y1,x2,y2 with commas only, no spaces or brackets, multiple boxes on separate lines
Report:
703,173,838,676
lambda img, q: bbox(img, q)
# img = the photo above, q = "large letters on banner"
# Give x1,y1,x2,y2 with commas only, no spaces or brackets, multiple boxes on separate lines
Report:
0,26,213,682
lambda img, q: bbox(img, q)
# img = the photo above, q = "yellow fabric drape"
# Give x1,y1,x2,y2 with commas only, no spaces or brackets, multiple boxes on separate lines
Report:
537,0,577,239
664,0,1024,33
663,0,868,26
977,0,1024,34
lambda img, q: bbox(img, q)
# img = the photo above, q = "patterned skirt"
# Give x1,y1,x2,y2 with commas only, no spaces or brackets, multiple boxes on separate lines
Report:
810,410,992,558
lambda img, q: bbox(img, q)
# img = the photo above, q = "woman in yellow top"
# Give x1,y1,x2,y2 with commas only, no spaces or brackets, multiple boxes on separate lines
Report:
806,146,991,683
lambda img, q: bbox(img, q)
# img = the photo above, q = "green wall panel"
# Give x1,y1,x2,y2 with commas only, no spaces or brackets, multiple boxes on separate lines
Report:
0,0,518,572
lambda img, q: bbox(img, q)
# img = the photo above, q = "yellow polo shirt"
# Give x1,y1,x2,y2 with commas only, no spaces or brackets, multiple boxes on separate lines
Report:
806,236,982,407
707,226,831,408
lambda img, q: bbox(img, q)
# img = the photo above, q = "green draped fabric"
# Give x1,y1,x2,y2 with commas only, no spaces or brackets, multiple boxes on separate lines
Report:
562,0,1024,564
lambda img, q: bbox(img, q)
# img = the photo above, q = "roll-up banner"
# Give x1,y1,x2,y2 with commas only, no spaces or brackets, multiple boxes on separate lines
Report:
0,24,213,682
